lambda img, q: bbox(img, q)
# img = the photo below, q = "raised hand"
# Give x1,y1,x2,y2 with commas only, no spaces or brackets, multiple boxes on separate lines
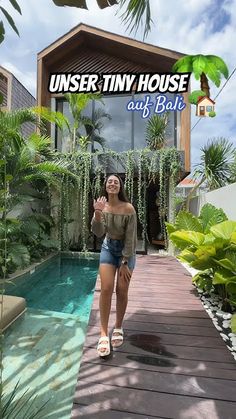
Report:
93,196,107,212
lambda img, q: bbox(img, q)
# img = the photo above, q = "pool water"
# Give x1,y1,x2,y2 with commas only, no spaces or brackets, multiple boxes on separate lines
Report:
6,256,99,318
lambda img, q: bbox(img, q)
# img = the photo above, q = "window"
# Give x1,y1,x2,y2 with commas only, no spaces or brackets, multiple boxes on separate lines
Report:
206,106,212,112
55,93,177,152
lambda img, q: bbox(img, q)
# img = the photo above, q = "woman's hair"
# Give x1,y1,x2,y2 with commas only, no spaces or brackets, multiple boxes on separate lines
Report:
102,173,129,202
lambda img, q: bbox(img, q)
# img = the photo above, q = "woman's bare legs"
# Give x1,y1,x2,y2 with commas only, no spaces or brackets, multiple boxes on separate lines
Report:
113,270,133,341
99,264,117,343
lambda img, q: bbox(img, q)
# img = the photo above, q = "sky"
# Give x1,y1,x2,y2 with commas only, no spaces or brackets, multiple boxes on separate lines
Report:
1,0,236,170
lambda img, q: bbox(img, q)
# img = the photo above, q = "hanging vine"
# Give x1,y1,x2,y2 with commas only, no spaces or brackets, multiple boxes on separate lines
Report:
124,150,135,203
54,147,181,252
93,164,104,199
137,149,149,246
81,152,92,251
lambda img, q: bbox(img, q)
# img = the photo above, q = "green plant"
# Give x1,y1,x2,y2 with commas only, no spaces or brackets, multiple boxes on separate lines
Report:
0,0,21,44
84,107,111,152
188,90,206,105
186,138,235,210
166,203,236,313
172,54,229,97
208,111,216,117
52,0,152,39
145,113,169,150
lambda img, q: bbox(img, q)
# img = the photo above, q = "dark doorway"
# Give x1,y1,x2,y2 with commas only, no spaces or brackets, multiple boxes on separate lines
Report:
147,183,164,247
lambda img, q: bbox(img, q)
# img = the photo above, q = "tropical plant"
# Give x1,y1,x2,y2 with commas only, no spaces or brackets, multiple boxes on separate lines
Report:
208,111,216,118
188,90,206,105
0,107,78,274
0,0,21,44
145,113,169,150
52,0,152,39
230,151,236,183
84,108,111,151
172,54,229,98
166,204,236,315
64,93,103,152
186,138,235,210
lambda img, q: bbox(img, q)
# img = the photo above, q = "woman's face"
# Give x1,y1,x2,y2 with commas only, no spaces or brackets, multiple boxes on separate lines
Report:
106,175,121,195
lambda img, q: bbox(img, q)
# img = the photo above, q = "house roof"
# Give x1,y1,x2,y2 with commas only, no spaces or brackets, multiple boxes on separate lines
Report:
177,178,198,187
197,96,215,105
38,23,185,72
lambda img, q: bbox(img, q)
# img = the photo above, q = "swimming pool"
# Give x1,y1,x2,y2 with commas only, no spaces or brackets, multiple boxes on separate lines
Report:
6,255,99,318
4,254,100,419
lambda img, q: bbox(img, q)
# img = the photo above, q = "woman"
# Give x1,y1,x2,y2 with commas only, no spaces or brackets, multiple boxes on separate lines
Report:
91,174,137,357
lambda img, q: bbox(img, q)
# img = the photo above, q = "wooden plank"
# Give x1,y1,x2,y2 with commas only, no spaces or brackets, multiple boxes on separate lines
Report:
85,324,225,349
71,404,164,418
87,319,220,338
78,363,236,401
80,347,236,380
83,331,234,364
72,256,236,419
89,309,215,327
74,381,236,419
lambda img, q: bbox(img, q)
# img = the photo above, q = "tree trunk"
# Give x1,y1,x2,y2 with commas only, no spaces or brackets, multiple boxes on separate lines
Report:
200,73,210,97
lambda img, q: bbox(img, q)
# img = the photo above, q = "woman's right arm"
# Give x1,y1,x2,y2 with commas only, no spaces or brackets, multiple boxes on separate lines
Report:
91,197,107,238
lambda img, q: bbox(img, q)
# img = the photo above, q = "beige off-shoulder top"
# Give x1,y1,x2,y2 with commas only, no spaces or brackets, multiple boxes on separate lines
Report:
91,211,137,258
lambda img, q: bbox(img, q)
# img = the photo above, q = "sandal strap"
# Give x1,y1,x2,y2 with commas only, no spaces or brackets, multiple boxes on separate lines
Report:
97,343,110,349
98,336,109,344
113,328,124,335
111,335,123,341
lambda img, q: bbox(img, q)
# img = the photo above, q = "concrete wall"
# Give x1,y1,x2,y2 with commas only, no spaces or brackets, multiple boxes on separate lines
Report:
189,182,236,221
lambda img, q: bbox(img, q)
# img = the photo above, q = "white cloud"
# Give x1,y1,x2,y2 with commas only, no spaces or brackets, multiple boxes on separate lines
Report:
1,61,36,97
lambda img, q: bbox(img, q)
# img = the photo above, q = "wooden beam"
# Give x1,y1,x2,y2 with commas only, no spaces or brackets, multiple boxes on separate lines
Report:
180,91,191,173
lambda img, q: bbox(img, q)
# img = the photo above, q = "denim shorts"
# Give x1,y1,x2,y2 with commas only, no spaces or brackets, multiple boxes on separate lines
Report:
100,237,136,271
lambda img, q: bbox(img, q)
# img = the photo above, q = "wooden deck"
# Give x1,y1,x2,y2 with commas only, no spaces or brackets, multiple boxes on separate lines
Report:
71,255,236,419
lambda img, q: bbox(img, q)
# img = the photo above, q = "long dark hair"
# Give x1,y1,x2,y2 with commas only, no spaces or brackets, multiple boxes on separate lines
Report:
102,173,129,202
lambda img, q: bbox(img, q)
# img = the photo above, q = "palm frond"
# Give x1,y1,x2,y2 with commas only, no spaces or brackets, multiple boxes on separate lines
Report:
194,137,235,190
172,55,194,73
32,106,70,132
8,242,30,267
205,55,229,79
119,0,152,39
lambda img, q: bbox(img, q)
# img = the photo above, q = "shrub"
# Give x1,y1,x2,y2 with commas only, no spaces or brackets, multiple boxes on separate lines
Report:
166,203,236,330
209,111,216,117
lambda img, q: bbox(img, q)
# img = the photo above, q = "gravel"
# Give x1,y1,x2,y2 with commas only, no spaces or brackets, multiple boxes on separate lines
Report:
181,262,236,361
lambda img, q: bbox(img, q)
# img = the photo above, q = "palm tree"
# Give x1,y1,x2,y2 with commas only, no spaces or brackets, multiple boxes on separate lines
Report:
64,93,110,152
52,0,152,39
229,151,236,184
84,107,111,151
0,108,77,272
186,138,235,210
145,113,169,150
172,54,229,97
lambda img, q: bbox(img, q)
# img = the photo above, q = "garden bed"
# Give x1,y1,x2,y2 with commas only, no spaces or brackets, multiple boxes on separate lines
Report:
182,262,236,361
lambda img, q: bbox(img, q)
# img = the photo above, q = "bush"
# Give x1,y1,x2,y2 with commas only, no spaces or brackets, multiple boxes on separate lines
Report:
209,111,216,117
166,203,236,330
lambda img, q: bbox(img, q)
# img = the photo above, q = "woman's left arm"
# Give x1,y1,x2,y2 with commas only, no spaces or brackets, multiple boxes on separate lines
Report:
122,211,137,260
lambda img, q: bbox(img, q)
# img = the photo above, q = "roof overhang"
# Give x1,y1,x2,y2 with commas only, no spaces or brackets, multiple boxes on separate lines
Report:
38,23,185,72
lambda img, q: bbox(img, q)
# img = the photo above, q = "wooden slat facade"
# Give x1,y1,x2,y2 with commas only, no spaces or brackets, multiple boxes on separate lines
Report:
71,256,236,418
